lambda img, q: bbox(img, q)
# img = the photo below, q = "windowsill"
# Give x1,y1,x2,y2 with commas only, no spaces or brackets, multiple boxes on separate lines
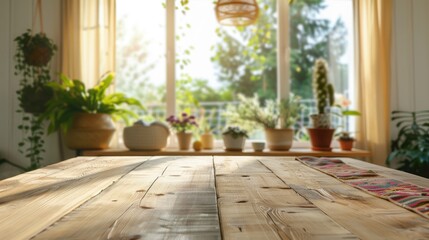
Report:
81,147,370,158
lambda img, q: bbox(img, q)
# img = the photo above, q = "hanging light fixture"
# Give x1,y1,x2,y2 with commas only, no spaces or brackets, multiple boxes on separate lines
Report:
215,0,259,26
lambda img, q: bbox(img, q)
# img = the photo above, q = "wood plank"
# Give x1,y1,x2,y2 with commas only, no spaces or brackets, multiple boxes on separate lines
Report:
0,157,95,193
33,156,179,239
0,156,151,240
262,158,429,240
82,148,371,158
215,156,358,240
44,156,221,239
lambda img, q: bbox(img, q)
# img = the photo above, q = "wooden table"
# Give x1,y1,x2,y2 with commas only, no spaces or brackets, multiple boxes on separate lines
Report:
0,156,428,239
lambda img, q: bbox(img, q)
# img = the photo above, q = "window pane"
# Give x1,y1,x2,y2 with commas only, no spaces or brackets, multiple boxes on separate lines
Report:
116,0,166,122
290,0,355,135
175,0,278,138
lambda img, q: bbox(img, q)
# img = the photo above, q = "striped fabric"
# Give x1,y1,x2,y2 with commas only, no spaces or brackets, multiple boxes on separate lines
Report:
298,156,429,219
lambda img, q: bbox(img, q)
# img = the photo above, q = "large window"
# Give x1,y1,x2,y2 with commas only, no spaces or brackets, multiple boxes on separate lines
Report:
116,0,355,139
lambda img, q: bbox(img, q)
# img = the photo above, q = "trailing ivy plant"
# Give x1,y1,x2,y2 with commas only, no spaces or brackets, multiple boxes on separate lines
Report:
386,110,429,178
14,29,57,170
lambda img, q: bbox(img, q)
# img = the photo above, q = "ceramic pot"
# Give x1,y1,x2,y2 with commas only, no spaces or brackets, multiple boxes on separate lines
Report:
264,128,294,151
222,135,246,151
201,133,214,149
176,132,192,150
65,113,115,150
339,139,354,151
123,122,170,151
307,128,335,151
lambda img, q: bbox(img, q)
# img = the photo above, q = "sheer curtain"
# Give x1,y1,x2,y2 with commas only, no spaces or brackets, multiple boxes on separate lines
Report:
62,0,115,84
60,0,116,159
354,0,392,165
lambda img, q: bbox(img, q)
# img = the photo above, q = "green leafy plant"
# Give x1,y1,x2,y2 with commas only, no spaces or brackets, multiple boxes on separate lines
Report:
386,110,429,178
42,73,143,133
333,94,361,140
222,126,248,139
14,29,57,170
226,94,301,132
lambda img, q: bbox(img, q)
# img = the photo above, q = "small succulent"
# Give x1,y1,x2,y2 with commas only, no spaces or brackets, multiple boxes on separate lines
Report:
222,126,249,139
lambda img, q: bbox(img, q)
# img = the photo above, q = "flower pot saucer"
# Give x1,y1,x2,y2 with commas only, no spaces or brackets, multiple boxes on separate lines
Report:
311,146,332,152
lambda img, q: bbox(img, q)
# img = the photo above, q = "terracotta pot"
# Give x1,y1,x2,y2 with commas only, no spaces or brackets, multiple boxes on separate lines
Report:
222,135,246,151
176,132,192,150
19,82,53,114
201,133,214,149
65,113,116,150
307,128,335,151
339,139,354,151
24,44,54,67
264,128,294,151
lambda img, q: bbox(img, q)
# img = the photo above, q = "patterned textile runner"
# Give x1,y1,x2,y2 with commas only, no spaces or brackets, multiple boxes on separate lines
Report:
297,156,429,219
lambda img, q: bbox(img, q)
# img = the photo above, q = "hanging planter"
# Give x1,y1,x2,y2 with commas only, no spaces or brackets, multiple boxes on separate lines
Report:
18,31,56,67
18,81,53,114
14,0,57,170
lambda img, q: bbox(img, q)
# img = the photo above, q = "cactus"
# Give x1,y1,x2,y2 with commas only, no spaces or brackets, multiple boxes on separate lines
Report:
312,58,335,114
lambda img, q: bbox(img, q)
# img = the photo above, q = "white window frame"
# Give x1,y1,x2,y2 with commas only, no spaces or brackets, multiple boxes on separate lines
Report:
165,0,290,117
161,0,355,148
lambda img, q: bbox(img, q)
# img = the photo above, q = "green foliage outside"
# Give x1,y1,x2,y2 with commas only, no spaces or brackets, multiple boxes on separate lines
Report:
115,0,348,136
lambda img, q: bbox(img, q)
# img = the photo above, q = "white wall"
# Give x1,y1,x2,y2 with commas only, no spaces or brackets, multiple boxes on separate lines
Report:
391,0,429,112
0,0,62,179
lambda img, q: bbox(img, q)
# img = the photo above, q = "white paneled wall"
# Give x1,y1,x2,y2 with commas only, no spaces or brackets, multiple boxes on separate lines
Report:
0,0,61,179
391,0,429,112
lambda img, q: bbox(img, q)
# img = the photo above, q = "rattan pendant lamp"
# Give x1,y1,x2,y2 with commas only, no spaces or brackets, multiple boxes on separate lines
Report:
215,0,259,26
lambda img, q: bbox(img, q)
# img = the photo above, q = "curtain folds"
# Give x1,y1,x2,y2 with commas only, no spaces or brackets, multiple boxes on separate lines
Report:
61,0,116,85
355,0,392,165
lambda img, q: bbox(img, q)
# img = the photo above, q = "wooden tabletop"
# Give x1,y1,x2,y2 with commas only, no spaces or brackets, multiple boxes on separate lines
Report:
82,148,371,158
0,156,428,239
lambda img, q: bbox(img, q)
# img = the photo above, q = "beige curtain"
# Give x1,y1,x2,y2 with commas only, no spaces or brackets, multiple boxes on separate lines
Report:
355,0,392,166
61,0,116,85
60,0,116,159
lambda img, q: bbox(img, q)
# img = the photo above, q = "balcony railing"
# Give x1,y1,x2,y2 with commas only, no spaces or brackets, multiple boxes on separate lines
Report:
140,99,344,140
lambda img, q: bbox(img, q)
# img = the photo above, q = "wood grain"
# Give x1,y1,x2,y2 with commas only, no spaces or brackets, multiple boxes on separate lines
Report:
262,158,429,239
215,156,358,240
34,156,221,240
0,157,95,193
0,156,428,239
0,156,150,240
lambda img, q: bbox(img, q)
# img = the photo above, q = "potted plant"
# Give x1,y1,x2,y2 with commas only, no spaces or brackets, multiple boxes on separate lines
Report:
308,58,336,151
166,113,198,150
14,29,57,169
386,110,429,178
222,126,248,151
231,94,301,151
41,73,143,150
333,94,361,151
198,115,214,150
